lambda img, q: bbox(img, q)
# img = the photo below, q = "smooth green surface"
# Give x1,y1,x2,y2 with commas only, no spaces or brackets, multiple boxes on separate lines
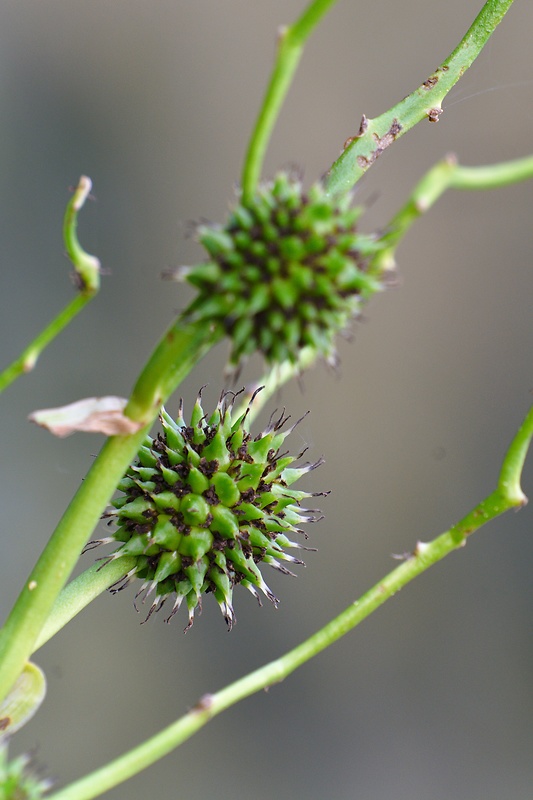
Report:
241,0,516,201
33,557,137,652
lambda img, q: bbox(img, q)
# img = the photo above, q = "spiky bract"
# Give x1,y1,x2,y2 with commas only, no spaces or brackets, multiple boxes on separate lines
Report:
91,390,323,631
179,172,384,368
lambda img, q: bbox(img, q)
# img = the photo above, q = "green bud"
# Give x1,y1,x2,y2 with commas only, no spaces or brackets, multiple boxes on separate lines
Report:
176,172,386,370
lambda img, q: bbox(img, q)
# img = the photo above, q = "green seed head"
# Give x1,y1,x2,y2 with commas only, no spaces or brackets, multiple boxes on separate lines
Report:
178,172,384,369
0,749,51,800
90,389,324,631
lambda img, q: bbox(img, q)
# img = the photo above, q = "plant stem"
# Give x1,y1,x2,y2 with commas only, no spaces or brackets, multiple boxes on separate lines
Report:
62,176,101,293
0,295,93,393
234,345,319,424
450,153,533,190
241,0,339,203
326,0,516,195
46,402,533,800
0,431,150,706
0,176,100,394
370,152,533,275
125,321,222,424
32,557,137,652
0,319,218,705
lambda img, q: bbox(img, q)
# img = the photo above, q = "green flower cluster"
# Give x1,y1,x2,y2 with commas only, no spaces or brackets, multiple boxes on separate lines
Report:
0,748,51,800
90,390,324,631
179,172,384,368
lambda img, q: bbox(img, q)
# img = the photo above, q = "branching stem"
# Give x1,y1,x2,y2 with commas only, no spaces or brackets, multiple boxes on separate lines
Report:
0,319,218,705
241,0,515,202
46,401,533,800
326,0,516,195
370,153,533,275
34,147,533,652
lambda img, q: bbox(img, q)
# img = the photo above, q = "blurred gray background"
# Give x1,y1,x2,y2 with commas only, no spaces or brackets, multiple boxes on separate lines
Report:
1,1,532,798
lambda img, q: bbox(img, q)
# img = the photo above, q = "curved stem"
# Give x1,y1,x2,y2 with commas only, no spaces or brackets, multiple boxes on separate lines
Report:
46,402,533,800
62,176,101,293
326,0,516,195
241,0,338,203
450,153,533,190
369,152,533,276
0,176,100,394
0,319,218,705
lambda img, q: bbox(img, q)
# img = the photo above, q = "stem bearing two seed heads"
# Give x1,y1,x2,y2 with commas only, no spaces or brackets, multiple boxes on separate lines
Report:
86,389,326,631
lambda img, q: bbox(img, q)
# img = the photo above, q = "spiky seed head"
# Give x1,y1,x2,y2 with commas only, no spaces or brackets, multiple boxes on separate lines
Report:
178,172,385,369
89,389,324,631
0,749,52,800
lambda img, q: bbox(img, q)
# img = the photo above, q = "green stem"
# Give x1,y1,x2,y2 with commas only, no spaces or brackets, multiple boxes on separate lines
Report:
241,0,339,203
46,402,533,800
0,430,149,706
125,321,222,424
234,345,319,425
0,295,93,393
450,153,533,190
370,152,533,275
0,319,218,705
326,0,516,195
32,557,137,652
0,176,100,394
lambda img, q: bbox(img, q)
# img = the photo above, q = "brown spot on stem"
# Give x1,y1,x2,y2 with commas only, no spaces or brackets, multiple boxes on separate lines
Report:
427,107,442,123
342,115,369,150
193,693,214,713
356,118,402,170
0,717,11,731
423,75,438,90
357,114,368,136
